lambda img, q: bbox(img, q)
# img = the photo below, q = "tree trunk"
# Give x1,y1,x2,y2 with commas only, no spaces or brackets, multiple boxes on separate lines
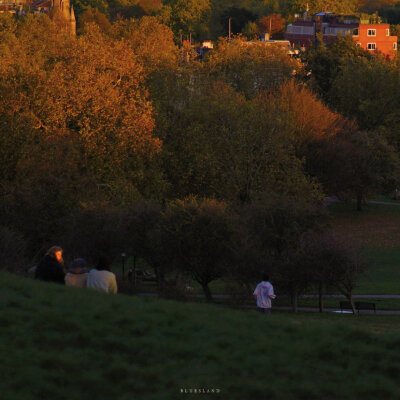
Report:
201,283,213,302
318,283,324,313
346,292,357,315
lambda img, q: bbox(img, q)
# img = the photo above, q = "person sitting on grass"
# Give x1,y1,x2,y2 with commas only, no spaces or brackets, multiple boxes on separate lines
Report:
65,258,88,288
87,257,118,294
35,245,65,284
253,274,276,315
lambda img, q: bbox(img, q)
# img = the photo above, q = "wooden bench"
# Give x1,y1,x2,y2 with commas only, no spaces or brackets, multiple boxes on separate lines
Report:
339,301,376,314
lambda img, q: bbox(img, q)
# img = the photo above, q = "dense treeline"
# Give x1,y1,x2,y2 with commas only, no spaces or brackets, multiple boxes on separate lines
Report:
1,6,399,310
70,0,400,42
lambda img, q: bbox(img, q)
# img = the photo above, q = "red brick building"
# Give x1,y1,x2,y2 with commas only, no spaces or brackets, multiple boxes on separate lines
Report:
285,13,397,59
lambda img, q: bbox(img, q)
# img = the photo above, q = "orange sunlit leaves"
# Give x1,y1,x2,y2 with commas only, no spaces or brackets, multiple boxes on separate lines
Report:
273,80,357,140
257,14,286,37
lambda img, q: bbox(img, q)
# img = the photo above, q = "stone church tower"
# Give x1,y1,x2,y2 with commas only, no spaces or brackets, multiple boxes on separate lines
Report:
50,0,76,35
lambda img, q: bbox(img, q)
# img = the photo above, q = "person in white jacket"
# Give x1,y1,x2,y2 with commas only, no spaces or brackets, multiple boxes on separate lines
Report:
253,274,276,315
87,258,118,294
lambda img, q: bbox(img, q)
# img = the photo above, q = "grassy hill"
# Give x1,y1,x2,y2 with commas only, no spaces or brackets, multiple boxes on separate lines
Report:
330,201,400,294
2,273,400,399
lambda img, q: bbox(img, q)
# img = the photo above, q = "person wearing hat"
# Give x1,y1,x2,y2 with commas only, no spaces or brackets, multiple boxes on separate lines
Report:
65,258,89,288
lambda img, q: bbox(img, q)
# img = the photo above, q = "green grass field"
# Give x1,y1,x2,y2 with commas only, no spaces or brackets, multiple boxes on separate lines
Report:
329,201,400,249
2,273,400,400
329,202,400,295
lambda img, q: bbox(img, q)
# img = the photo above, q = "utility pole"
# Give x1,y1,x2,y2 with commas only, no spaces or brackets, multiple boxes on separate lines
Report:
269,16,272,36
228,17,231,40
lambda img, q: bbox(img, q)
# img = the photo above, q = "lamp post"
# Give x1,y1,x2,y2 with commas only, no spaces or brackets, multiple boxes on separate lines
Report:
121,252,126,278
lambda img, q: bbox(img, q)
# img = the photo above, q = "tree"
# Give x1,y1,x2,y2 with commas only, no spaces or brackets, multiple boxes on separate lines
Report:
292,233,370,314
359,0,398,14
111,16,179,74
275,80,357,144
159,0,211,41
326,236,370,314
257,14,286,38
242,21,259,39
162,82,322,203
310,131,399,211
291,0,358,14
206,36,300,98
304,35,369,102
71,0,109,18
109,0,163,20
162,197,233,302
44,25,160,193
0,16,163,252
125,200,171,289
219,6,258,36
237,195,327,311
62,206,130,265
330,57,400,132
78,7,111,33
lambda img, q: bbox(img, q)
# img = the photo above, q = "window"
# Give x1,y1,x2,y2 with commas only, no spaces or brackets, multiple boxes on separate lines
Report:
367,29,376,36
367,43,376,50
353,28,359,36
394,42,398,50
387,28,390,36
356,42,362,47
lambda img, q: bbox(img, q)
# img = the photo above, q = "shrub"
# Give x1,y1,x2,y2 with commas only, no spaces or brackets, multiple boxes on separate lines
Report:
0,226,26,272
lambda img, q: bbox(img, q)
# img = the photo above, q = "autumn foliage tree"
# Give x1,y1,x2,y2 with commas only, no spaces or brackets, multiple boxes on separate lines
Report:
78,7,111,33
257,14,286,38
206,37,300,98
163,82,322,204
274,80,356,142
0,14,162,250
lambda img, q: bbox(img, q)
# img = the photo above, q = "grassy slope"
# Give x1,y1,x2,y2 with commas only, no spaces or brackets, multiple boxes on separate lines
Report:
2,273,400,400
329,202,400,294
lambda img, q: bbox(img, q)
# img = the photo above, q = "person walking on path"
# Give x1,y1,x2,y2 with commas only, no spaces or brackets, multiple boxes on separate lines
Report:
87,258,118,294
65,258,89,288
35,246,65,284
253,274,276,315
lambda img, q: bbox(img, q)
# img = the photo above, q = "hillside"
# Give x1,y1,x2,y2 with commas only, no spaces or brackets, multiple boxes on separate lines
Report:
1,273,400,399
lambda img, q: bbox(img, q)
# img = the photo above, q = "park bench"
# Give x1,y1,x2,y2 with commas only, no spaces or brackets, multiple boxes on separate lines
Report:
339,301,376,314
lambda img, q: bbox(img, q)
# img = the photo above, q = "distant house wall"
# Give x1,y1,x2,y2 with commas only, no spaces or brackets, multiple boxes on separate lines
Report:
355,24,397,59
285,21,315,48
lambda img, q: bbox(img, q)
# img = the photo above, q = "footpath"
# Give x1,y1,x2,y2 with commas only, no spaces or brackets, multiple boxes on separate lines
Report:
137,292,400,315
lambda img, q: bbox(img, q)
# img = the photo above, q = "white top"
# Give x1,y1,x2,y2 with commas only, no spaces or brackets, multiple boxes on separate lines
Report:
253,281,275,309
87,269,118,294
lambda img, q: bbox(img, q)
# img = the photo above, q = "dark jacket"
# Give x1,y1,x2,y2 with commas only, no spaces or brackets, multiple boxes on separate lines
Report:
35,255,65,284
